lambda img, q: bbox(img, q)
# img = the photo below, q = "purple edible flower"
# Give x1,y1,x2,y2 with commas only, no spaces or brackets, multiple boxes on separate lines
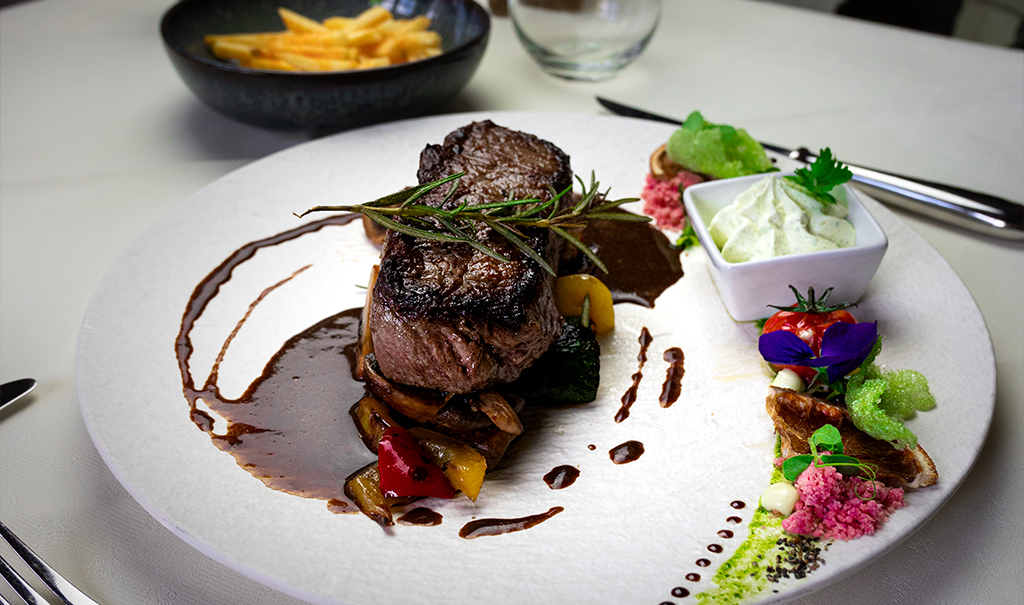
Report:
759,321,878,383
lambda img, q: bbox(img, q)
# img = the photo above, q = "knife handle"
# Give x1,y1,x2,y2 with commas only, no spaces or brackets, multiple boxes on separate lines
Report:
845,164,1024,241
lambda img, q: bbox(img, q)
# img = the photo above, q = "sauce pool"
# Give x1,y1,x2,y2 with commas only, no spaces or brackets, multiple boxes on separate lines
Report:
175,211,685,522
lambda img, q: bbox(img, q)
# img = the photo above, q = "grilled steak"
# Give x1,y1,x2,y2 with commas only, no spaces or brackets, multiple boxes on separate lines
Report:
369,121,573,393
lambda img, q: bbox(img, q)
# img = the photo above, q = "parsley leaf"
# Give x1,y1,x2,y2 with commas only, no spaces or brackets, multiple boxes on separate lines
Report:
675,223,699,250
784,147,852,205
682,111,707,132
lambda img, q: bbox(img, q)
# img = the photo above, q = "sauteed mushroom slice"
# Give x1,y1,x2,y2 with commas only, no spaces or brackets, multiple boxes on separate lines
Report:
356,265,380,380
474,391,523,436
350,393,399,452
363,354,445,425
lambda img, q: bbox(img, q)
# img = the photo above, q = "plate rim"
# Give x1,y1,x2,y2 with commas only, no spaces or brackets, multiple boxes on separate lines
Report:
75,110,997,605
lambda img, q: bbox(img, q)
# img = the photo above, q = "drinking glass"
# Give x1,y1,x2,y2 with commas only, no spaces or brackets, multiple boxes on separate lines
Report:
508,0,661,81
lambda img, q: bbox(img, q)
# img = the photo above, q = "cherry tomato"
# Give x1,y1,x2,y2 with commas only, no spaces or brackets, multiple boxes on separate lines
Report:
762,287,857,384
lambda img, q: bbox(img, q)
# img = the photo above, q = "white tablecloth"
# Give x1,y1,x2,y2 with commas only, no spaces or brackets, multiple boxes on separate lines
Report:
1,1,1022,603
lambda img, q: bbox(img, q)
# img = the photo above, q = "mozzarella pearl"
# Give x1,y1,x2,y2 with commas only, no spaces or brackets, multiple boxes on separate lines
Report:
770,368,805,392
760,482,799,516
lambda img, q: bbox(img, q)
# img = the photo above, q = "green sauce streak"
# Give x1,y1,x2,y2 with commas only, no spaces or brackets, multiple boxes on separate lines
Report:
695,438,786,605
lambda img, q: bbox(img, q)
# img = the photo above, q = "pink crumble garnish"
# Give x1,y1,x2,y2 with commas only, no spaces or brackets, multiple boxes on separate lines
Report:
640,171,704,231
782,463,905,541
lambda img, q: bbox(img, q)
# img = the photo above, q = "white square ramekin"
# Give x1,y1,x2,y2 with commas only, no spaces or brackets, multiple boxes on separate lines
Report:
682,173,888,322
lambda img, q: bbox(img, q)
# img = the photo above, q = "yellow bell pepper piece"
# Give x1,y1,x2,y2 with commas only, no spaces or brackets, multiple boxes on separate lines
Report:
409,428,487,501
554,274,614,334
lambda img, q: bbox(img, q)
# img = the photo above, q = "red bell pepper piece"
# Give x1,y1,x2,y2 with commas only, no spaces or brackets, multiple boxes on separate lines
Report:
377,426,456,499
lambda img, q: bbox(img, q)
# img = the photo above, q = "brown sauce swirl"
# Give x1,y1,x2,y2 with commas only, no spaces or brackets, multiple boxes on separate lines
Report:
327,499,356,514
175,214,374,510
459,507,564,539
575,215,684,307
174,207,684,524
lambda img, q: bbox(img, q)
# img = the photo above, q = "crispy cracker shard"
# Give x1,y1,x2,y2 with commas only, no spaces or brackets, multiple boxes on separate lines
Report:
767,387,937,489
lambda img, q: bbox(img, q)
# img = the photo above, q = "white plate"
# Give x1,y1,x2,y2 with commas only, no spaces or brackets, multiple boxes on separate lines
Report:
76,112,994,605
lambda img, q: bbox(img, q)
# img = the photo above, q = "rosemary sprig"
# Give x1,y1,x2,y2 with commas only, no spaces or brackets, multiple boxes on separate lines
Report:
296,172,648,276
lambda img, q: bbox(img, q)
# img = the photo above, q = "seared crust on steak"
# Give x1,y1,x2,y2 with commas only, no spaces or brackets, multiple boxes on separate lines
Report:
370,121,572,393
767,387,938,489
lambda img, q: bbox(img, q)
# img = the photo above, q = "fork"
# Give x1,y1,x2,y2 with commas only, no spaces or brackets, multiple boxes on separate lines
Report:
0,522,101,605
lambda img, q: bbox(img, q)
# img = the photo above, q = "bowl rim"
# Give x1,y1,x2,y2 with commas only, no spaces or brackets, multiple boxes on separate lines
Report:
159,0,491,78
682,172,888,273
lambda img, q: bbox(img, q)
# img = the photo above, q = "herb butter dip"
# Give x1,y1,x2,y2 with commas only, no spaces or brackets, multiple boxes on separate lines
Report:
708,176,855,263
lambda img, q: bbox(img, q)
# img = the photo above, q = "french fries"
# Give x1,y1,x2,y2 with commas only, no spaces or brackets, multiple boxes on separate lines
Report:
204,6,443,72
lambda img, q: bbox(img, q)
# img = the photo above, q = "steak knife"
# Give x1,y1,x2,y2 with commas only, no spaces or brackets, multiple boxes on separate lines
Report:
596,97,1023,241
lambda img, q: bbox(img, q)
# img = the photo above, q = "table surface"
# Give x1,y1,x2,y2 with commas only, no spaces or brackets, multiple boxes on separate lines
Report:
1,1,1022,604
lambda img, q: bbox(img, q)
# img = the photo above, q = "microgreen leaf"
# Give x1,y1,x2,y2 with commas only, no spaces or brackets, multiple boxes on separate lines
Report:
783,455,814,481
783,148,853,205
818,454,861,476
783,424,879,500
809,424,843,455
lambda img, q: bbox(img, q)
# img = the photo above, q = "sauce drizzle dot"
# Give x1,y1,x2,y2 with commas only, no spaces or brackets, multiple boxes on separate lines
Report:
609,440,645,464
544,465,581,490
396,508,443,526
658,347,685,407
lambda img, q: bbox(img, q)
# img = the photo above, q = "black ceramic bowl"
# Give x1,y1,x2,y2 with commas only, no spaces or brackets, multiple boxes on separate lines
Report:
161,0,489,131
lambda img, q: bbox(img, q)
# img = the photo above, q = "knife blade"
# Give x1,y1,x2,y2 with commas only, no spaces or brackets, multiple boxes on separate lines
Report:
596,97,1024,241
0,378,37,410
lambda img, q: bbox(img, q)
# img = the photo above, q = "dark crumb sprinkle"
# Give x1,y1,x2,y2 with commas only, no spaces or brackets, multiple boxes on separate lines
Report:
763,535,829,583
